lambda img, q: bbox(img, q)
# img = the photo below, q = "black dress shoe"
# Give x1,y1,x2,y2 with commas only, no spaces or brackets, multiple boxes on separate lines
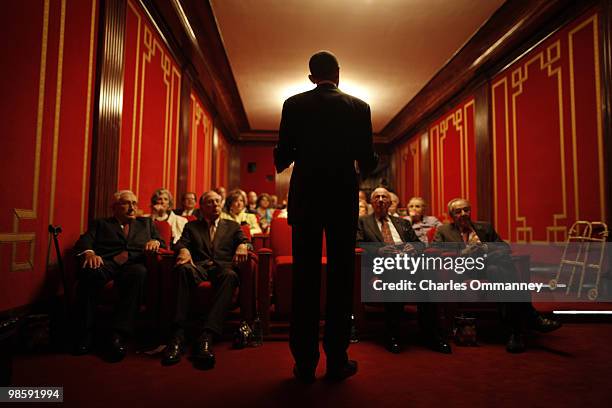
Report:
192,333,215,370
385,336,401,354
293,365,316,384
529,314,562,333
162,337,183,366
506,333,526,353
325,360,358,382
72,332,92,356
428,336,452,354
107,332,127,362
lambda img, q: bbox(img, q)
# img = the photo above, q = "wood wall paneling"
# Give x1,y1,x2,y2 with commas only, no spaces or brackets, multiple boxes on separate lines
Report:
90,0,125,219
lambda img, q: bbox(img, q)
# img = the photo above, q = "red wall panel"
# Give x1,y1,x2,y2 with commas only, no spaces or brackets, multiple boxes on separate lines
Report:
429,98,478,220
239,146,275,195
491,11,605,242
186,92,213,196
214,129,230,190
0,0,98,311
119,0,181,209
395,136,423,207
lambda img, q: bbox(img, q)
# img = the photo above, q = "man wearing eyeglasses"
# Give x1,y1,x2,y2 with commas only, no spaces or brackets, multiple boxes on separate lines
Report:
434,198,561,353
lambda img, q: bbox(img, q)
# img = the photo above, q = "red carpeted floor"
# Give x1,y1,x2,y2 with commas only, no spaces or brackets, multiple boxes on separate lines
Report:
12,323,612,408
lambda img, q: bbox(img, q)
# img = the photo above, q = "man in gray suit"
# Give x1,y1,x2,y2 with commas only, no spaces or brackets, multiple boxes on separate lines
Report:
275,51,378,382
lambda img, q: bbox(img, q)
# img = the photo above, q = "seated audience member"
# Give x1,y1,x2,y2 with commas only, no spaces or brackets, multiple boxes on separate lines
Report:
270,194,279,209
388,192,400,217
434,198,561,353
162,191,251,369
358,199,369,217
255,193,274,232
174,191,201,219
405,197,442,243
357,187,450,354
221,189,262,235
73,190,164,361
246,191,258,213
214,186,227,208
359,189,373,214
150,188,187,246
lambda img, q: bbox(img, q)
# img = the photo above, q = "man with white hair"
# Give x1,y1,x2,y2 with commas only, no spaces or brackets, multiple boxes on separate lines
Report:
73,190,164,361
357,187,450,354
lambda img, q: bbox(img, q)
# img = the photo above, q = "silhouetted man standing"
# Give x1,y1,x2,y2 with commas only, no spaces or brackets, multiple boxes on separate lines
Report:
275,51,378,382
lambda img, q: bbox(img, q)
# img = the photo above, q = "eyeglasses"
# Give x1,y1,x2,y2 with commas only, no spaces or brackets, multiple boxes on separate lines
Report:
452,206,471,215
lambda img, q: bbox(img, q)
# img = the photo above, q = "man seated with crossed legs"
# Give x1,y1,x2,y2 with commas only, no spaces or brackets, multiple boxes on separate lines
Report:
434,198,561,353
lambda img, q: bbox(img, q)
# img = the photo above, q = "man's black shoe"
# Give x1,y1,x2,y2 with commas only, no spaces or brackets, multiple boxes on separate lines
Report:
529,314,562,333
107,332,127,362
161,337,183,366
293,365,316,384
192,333,215,370
72,331,92,356
428,336,452,354
385,336,401,354
325,360,358,382
506,333,526,353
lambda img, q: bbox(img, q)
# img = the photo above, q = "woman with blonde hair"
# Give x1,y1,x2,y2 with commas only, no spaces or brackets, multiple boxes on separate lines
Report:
150,188,188,246
221,189,262,235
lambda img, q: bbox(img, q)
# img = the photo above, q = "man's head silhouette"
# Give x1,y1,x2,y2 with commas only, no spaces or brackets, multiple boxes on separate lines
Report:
308,51,340,85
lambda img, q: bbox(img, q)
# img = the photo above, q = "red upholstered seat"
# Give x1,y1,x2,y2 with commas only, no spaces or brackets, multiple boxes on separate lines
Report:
259,218,329,320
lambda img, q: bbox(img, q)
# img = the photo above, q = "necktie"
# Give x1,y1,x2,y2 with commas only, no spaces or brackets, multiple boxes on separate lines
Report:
209,222,216,242
114,222,130,265
380,217,395,244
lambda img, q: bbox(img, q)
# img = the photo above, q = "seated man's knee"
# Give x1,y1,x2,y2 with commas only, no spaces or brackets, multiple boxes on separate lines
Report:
79,266,109,285
122,263,147,282
219,268,239,286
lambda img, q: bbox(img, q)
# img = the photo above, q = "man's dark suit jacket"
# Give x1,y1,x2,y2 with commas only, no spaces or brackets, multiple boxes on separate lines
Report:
74,217,164,263
274,83,378,224
434,221,505,244
174,219,250,269
357,214,420,244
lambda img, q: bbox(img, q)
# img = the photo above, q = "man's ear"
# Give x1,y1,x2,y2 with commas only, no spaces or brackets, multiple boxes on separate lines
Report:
308,74,317,84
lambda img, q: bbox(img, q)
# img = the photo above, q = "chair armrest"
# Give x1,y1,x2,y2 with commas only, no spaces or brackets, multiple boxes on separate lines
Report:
256,248,272,334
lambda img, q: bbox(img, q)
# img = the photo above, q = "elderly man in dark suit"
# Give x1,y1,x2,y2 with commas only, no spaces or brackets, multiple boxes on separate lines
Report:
162,190,250,370
73,190,164,361
274,51,378,383
434,198,561,353
357,187,450,354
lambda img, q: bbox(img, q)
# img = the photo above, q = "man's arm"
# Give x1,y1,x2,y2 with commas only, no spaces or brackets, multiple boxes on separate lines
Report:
144,218,164,253
274,98,296,172
356,217,366,243
74,219,104,269
354,101,378,178
232,223,251,264
174,224,194,265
